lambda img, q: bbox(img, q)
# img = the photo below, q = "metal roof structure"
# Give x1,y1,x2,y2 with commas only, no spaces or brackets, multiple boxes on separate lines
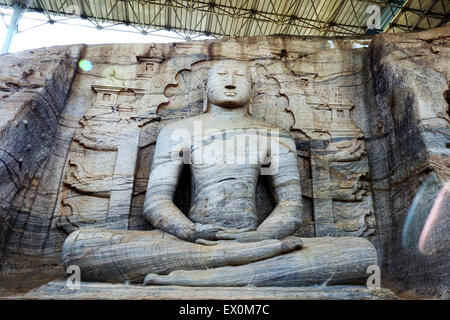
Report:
0,0,449,43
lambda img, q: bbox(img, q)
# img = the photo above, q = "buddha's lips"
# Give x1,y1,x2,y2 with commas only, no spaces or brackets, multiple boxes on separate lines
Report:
224,92,237,96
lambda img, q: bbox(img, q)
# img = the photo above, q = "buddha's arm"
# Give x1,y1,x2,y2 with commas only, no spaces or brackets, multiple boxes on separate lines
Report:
143,125,221,242
256,134,303,238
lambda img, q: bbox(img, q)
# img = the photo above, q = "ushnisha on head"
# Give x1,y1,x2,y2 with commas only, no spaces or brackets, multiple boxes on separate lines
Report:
203,60,253,114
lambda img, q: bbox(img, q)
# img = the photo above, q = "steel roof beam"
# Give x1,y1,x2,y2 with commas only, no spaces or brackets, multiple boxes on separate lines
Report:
0,0,446,40
410,0,440,30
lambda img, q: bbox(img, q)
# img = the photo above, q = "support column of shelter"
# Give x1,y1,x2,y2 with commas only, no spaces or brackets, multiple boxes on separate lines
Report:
1,0,29,54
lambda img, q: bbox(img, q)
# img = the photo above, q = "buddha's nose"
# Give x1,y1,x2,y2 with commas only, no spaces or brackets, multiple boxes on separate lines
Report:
225,85,236,90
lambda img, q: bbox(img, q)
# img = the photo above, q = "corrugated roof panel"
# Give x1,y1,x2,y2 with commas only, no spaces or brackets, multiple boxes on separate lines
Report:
0,0,447,40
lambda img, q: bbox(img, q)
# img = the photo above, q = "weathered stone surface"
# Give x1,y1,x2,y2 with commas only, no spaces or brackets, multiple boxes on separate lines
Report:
0,46,82,263
0,25,448,298
17,280,398,300
61,228,375,285
60,59,377,287
367,26,449,297
1,36,377,265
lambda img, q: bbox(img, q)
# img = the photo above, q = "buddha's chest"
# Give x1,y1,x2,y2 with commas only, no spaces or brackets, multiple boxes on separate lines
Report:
188,169,260,229
189,128,271,166
185,128,272,229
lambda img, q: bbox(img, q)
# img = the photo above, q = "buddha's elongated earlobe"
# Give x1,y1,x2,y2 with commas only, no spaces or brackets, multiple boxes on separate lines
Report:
203,80,208,113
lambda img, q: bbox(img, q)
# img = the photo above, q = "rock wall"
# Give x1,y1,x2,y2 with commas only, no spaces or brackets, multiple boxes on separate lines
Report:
368,27,449,297
0,26,448,297
0,46,82,263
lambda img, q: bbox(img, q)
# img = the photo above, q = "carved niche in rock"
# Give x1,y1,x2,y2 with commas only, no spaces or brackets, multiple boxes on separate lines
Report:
56,50,375,241
57,85,146,233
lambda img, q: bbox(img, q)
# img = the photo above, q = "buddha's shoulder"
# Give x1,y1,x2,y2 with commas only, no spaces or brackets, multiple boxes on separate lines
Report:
246,118,291,134
158,116,202,134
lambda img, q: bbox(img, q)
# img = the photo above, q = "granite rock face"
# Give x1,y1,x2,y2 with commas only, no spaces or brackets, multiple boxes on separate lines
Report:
0,25,449,298
0,46,82,263
368,27,449,297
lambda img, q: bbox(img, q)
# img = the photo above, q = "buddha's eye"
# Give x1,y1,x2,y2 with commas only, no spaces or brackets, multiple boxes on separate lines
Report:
234,72,245,76
217,71,227,75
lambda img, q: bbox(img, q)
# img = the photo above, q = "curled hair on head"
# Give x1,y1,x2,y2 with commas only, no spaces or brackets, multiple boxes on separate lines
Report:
203,59,254,115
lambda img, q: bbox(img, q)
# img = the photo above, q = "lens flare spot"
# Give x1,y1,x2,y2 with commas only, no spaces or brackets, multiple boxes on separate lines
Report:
402,172,440,252
78,60,93,72
418,182,450,255
402,172,450,256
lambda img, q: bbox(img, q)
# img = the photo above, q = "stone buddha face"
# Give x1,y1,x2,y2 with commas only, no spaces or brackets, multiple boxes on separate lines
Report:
206,60,252,110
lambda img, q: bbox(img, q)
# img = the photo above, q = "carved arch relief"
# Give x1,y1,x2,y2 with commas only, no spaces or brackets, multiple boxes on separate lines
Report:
56,51,375,238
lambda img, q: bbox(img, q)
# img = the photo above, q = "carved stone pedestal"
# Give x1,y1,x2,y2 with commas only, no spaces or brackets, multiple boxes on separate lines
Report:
21,280,398,300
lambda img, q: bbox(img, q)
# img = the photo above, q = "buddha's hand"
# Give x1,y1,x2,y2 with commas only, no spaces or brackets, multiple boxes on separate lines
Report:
185,223,225,242
194,227,253,245
197,230,274,244
219,230,275,243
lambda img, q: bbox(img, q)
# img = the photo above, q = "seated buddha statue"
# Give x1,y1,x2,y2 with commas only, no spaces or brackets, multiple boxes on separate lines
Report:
61,60,377,286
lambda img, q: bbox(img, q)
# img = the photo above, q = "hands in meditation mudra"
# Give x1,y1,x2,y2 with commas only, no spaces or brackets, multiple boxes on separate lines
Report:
62,60,377,286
